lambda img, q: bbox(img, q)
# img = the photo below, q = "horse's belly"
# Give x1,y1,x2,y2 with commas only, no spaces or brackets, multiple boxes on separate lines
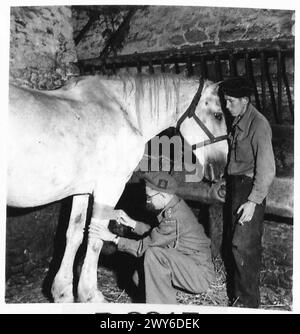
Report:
7,133,92,208
7,157,81,207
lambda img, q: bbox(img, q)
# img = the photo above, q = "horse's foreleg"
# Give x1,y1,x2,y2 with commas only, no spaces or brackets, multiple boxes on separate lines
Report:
77,217,108,303
51,194,89,303
77,182,126,303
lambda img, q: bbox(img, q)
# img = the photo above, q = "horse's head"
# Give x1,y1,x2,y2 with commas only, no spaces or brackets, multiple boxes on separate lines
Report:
178,80,228,182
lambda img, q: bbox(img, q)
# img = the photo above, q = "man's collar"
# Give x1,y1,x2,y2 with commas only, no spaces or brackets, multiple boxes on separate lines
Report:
157,195,180,221
233,103,253,131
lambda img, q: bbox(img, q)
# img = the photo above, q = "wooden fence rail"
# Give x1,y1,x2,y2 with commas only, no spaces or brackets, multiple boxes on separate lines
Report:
77,39,294,125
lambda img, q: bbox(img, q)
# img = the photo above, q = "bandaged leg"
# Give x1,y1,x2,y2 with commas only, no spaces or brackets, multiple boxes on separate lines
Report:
77,182,126,303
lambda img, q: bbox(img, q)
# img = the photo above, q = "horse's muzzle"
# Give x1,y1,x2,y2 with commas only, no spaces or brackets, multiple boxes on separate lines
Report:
204,159,226,182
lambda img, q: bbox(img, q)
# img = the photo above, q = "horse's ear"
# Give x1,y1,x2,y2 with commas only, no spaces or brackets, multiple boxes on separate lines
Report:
205,80,222,94
214,80,223,91
199,77,205,87
199,77,208,92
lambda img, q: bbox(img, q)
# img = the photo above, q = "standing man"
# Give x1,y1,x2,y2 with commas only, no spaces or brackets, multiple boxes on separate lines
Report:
220,77,276,308
99,172,215,304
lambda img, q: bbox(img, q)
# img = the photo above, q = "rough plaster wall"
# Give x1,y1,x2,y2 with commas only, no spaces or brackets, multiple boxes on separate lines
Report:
74,6,294,58
10,6,78,89
73,7,128,59
122,6,294,54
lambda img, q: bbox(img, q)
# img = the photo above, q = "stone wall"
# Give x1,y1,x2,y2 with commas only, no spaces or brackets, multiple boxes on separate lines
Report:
10,6,78,89
121,6,294,55
73,6,294,58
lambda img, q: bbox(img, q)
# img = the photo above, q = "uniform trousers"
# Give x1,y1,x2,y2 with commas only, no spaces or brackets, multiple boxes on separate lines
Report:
133,246,215,304
225,175,265,308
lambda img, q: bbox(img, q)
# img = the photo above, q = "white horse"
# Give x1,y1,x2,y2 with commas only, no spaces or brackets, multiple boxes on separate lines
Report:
7,74,228,303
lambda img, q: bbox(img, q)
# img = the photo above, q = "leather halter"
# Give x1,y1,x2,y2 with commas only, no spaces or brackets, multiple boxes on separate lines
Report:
176,81,228,150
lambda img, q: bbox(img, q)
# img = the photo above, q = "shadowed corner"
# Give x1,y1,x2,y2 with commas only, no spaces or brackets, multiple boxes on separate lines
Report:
41,196,73,301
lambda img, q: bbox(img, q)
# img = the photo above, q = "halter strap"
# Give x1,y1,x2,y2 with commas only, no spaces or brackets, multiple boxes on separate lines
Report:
176,80,228,149
176,79,204,132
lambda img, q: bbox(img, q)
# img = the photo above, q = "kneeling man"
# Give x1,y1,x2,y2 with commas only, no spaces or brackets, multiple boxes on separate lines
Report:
100,172,215,304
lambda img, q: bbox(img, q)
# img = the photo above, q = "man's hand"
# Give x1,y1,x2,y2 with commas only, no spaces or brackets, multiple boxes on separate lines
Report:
116,209,136,229
208,179,226,203
237,201,256,225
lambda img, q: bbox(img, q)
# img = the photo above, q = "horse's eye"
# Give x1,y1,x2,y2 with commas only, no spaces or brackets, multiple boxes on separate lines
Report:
214,113,223,121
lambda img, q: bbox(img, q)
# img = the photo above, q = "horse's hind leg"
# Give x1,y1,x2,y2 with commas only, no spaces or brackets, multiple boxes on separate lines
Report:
51,194,89,303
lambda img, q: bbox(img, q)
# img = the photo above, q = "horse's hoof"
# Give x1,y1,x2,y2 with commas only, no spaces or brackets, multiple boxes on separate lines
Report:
78,290,107,303
51,283,74,303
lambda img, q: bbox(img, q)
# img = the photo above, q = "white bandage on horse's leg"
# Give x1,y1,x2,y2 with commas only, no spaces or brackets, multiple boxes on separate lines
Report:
88,202,121,239
93,202,121,220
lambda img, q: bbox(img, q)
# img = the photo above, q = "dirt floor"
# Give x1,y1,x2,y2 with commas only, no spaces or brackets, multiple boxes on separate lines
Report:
5,243,292,311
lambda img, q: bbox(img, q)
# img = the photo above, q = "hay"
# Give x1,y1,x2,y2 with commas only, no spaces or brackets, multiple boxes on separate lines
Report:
5,256,292,311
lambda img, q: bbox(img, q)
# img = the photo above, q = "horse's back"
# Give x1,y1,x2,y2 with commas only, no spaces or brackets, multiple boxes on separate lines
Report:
8,84,99,207
7,81,143,208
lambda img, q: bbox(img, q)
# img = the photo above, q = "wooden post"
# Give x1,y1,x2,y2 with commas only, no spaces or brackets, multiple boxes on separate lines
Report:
200,56,208,79
215,54,223,81
112,62,117,75
229,52,237,77
161,59,166,73
186,56,194,77
277,51,283,123
149,60,154,74
264,56,279,123
260,51,267,114
245,52,261,111
281,54,294,123
137,61,142,74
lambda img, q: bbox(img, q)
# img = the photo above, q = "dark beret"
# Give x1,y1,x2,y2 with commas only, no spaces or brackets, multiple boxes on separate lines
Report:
220,77,254,98
143,172,178,194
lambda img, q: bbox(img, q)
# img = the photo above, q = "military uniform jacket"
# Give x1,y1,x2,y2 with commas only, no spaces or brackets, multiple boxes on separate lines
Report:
117,196,212,263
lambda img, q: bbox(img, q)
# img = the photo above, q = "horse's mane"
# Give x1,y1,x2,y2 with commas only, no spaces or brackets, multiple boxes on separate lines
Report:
62,73,198,118
61,74,213,130
64,72,196,87
62,72,198,93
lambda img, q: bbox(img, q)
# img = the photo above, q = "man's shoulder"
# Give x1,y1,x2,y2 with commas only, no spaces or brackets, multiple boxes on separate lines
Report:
171,199,197,221
249,105,271,132
163,207,176,221
160,208,177,228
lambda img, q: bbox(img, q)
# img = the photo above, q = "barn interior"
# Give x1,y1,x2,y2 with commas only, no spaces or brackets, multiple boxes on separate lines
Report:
6,5,294,309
